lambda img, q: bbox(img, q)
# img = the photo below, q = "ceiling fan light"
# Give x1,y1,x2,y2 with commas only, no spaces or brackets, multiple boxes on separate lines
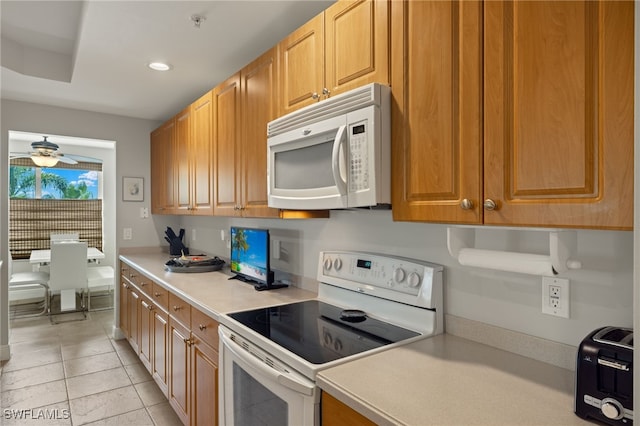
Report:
148,62,172,71
31,155,59,167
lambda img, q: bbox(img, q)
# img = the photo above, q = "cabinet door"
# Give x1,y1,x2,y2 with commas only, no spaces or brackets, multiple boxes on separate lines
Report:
127,287,140,354
391,0,483,223
325,0,389,96
119,280,129,338
175,107,192,214
139,295,153,372
191,338,218,426
483,1,633,229
241,47,281,218
191,91,214,215
279,13,324,115
169,317,190,425
153,308,169,397
322,392,376,426
150,120,176,214
213,73,242,217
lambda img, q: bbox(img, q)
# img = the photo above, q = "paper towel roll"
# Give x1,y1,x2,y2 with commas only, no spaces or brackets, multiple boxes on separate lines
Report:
457,248,556,276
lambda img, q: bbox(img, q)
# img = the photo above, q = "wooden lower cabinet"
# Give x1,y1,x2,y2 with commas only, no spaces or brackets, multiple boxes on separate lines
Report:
127,285,140,354
191,337,218,426
169,316,191,425
139,295,153,371
153,308,169,397
322,392,376,426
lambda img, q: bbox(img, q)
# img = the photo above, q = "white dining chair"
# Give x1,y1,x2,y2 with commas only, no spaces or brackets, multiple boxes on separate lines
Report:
87,265,115,311
49,240,89,323
8,257,50,317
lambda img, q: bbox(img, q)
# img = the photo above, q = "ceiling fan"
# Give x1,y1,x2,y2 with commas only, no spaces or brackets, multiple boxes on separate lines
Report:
10,136,79,167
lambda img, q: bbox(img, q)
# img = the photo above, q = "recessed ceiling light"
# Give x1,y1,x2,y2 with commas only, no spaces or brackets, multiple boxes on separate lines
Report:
148,62,172,71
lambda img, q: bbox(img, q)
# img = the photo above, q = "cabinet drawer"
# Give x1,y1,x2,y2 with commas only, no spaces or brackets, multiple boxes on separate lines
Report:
191,307,219,351
169,292,191,326
151,283,169,312
120,262,130,278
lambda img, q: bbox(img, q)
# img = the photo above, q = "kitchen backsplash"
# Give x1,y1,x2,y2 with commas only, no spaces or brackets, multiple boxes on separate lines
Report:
173,209,633,349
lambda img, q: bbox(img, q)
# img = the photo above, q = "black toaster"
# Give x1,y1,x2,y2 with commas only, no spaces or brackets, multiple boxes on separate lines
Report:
575,326,633,425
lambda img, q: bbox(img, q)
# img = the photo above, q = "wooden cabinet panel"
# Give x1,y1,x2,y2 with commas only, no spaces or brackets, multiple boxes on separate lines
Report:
169,316,190,425
169,293,191,326
119,279,129,338
153,308,169,398
190,307,219,352
139,295,153,371
325,0,389,95
482,0,633,229
191,338,218,426
391,0,482,224
241,47,281,218
175,107,192,214
279,13,324,115
322,392,376,426
191,91,214,215
213,72,242,217
152,282,169,312
127,287,140,354
391,0,633,230
150,119,176,214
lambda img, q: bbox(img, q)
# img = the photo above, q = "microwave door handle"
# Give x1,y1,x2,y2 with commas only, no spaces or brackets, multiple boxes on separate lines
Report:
220,331,315,396
331,124,348,195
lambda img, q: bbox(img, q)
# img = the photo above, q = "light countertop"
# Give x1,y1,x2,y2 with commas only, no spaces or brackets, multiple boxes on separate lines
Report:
119,250,587,426
118,251,316,321
317,333,586,426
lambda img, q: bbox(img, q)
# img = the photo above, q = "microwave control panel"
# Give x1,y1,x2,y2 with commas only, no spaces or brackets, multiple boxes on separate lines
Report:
349,122,369,192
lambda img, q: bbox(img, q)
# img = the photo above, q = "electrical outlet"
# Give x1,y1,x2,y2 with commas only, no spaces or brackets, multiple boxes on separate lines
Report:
542,277,569,318
123,228,132,240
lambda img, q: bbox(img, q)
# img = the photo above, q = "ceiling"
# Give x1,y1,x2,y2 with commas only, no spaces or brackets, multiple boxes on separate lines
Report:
1,0,334,122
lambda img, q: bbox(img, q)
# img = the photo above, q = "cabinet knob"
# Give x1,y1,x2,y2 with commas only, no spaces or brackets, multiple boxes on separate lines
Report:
183,337,194,346
198,324,206,331
154,292,161,297
460,199,474,210
322,87,330,97
311,92,320,100
140,282,147,286
483,199,498,211
147,304,154,311
173,305,182,311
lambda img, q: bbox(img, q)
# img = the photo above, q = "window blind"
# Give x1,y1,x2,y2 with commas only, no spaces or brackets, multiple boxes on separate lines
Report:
9,199,103,259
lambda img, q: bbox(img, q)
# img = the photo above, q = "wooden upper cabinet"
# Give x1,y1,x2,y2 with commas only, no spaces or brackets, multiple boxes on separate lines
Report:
392,0,633,230
279,0,389,116
175,106,191,214
391,0,483,224
483,0,633,229
150,119,176,214
325,0,389,96
241,47,281,218
213,72,242,217
190,91,214,215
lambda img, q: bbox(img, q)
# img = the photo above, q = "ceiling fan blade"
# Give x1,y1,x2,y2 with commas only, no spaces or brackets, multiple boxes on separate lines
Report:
66,154,103,164
9,152,31,159
56,155,78,165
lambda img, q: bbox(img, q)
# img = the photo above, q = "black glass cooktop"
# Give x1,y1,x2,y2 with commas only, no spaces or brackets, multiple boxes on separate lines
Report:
228,300,419,365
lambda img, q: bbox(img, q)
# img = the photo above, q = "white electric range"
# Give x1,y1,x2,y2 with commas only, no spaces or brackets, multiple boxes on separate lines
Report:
218,250,444,426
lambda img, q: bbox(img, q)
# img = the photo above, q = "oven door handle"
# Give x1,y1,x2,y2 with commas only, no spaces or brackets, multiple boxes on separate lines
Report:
220,331,315,396
331,124,348,196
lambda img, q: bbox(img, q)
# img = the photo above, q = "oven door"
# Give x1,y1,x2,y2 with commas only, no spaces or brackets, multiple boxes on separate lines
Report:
219,325,320,426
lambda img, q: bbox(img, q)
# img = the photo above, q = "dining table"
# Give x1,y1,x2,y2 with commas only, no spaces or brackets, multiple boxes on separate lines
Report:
29,247,105,265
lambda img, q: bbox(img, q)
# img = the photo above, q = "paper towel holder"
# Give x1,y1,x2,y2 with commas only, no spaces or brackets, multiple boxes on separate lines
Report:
447,227,582,275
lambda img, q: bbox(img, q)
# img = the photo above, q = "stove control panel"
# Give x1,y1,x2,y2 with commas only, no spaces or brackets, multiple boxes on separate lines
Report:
318,251,443,304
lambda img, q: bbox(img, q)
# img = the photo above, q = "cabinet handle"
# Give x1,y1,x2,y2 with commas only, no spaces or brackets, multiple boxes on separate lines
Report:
460,199,474,210
198,324,206,331
322,87,330,97
140,282,147,286
154,292,161,297
173,305,183,311
129,273,137,278
183,337,194,346
311,92,320,100
483,199,498,211
147,304,154,311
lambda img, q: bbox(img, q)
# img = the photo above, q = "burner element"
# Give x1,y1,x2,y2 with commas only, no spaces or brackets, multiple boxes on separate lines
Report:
340,309,367,323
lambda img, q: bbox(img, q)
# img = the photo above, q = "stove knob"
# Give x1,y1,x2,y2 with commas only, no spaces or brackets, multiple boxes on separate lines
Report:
393,267,406,283
323,331,333,346
324,257,332,271
333,258,343,271
334,338,343,352
408,272,421,288
601,398,624,420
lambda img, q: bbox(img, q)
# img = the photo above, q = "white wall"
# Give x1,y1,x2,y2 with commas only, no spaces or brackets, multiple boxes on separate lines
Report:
179,211,633,348
0,99,171,358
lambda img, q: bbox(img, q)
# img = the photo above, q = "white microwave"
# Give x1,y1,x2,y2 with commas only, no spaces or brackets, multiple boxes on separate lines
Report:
267,83,390,210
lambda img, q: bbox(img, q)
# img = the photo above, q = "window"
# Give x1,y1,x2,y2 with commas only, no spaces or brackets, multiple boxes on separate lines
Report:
9,159,103,259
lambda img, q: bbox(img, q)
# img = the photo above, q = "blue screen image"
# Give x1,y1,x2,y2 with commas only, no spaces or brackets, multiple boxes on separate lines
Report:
230,227,268,284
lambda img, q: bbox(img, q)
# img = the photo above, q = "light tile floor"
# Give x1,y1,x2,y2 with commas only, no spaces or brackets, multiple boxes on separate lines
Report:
1,309,183,426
